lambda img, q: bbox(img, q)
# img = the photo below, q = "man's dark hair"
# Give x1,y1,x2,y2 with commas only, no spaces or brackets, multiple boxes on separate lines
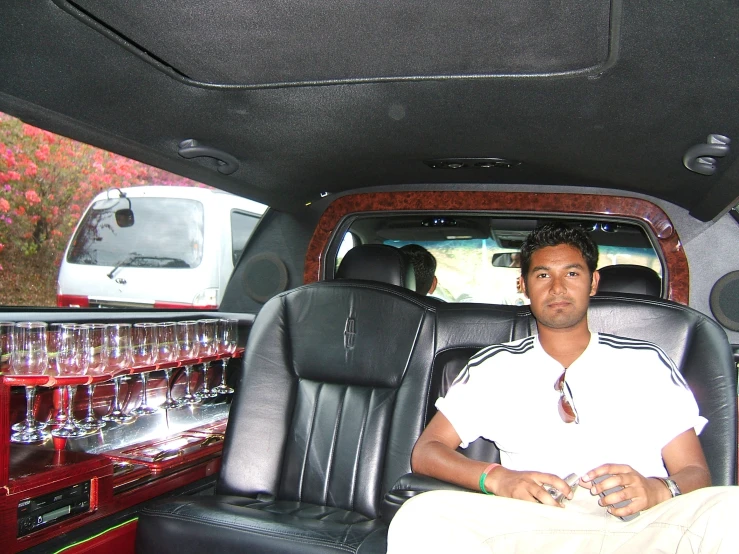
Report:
519,222,599,279
400,244,437,295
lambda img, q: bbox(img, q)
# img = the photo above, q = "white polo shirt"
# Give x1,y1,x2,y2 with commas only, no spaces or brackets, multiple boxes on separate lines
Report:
435,333,707,478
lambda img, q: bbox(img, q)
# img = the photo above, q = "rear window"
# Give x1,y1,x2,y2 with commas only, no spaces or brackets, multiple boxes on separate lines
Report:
386,238,660,305
67,196,205,269
333,215,662,305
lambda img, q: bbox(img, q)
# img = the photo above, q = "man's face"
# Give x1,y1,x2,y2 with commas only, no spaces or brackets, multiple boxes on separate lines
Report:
521,244,599,330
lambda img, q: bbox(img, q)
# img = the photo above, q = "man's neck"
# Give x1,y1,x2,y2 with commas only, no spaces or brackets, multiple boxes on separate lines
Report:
537,321,592,369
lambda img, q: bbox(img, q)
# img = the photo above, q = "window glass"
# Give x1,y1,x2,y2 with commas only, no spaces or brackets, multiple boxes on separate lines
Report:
231,211,260,265
338,215,662,305
385,240,661,305
335,232,357,269
0,111,265,308
68,197,204,268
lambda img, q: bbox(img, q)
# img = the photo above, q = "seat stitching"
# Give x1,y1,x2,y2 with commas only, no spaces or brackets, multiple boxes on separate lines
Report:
323,386,346,505
299,382,321,503
348,390,369,513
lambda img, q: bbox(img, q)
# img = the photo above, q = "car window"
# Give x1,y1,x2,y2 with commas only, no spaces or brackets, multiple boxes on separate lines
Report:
231,210,260,265
0,111,266,308
68,196,205,268
335,216,662,305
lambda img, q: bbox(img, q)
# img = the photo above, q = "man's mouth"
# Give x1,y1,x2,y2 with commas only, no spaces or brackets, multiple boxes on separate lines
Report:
547,300,572,309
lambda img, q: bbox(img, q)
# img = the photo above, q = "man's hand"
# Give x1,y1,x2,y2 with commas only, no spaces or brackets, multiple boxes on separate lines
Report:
581,464,669,517
488,467,573,507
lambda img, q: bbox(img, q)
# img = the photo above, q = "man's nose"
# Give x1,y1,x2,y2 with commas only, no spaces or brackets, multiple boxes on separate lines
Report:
550,276,566,294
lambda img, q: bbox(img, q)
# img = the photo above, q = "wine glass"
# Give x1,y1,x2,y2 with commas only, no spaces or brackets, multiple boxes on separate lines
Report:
175,320,200,405
157,321,180,409
78,323,108,431
5,321,47,433
212,318,238,395
102,323,136,424
131,322,159,416
195,318,218,399
45,323,68,430
9,321,50,443
52,324,93,438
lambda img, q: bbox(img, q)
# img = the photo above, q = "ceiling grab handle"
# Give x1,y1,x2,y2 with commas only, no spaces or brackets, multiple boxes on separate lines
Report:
178,139,240,175
682,134,731,176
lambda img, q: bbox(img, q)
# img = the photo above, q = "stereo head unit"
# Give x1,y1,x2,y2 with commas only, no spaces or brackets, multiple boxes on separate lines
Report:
17,480,91,537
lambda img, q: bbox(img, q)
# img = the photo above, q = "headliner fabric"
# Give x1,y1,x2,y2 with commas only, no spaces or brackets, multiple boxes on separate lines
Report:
69,0,613,85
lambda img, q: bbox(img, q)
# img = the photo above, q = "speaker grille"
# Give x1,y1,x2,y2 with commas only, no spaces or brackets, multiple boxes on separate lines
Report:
709,271,739,331
242,253,289,303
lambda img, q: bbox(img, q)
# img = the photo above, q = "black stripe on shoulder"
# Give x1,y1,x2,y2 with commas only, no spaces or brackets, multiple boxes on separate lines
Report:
451,336,536,387
598,334,687,388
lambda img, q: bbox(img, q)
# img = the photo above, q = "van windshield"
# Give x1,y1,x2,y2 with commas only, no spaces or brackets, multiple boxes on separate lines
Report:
67,197,205,268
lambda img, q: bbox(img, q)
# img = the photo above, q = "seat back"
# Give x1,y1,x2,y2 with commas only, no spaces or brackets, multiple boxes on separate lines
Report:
434,297,737,485
218,280,437,518
336,244,416,290
586,296,737,484
596,264,662,296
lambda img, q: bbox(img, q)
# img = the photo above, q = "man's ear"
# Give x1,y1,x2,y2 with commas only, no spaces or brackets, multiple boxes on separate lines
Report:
429,275,438,295
520,274,528,298
590,270,600,296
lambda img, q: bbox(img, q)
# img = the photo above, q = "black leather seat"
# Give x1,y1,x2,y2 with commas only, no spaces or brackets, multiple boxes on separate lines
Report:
336,244,416,290
138,247,736,552
136,251,436,554
596,264,662,296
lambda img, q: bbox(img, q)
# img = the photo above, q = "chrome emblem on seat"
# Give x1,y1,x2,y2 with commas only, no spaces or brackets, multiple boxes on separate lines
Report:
344,317,356,349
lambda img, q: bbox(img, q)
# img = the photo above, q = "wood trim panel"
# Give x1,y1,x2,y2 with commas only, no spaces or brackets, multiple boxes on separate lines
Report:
304,191,688,304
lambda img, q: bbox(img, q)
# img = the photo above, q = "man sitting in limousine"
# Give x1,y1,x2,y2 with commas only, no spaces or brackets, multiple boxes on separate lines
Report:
388,222,739,553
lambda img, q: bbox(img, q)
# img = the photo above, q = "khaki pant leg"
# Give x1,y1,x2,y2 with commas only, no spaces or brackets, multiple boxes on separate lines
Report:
387,486,739,554
387,489,609,554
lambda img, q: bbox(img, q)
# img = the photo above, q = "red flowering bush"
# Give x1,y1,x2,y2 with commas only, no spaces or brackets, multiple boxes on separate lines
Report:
0,112,203,305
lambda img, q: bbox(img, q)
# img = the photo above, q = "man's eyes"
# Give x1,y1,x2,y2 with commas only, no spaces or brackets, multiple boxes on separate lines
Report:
534,271,580,278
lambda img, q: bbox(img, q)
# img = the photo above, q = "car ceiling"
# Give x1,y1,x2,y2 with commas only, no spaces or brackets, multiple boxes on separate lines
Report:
1,0,738,221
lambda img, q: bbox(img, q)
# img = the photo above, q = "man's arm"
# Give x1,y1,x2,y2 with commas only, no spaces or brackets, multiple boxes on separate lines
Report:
583,428,711,516
661,427,712,495
412,411,572,506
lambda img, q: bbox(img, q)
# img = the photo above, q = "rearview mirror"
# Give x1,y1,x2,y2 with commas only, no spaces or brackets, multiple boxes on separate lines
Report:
492,252,521,268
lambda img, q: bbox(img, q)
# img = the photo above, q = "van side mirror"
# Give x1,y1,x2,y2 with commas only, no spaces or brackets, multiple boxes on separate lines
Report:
115,208,135,227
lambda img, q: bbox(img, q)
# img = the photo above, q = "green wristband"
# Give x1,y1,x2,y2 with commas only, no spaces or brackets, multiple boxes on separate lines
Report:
479,462,500,495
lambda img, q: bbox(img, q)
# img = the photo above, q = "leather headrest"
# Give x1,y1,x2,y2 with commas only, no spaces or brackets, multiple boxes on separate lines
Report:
596,264,662,296
336,244,416,290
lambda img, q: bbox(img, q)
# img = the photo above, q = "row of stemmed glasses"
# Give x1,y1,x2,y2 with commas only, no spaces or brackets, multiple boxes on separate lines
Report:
1,318,240,442
152,319,238,409
3,321,140,442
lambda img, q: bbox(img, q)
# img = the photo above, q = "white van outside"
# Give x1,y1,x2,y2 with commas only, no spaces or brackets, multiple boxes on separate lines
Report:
57,186,266,309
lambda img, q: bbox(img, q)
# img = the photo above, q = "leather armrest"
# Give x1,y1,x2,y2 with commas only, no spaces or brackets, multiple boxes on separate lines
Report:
381,473,471,522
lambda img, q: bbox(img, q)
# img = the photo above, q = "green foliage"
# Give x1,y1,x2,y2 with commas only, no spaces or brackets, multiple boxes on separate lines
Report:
0,112,202,306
